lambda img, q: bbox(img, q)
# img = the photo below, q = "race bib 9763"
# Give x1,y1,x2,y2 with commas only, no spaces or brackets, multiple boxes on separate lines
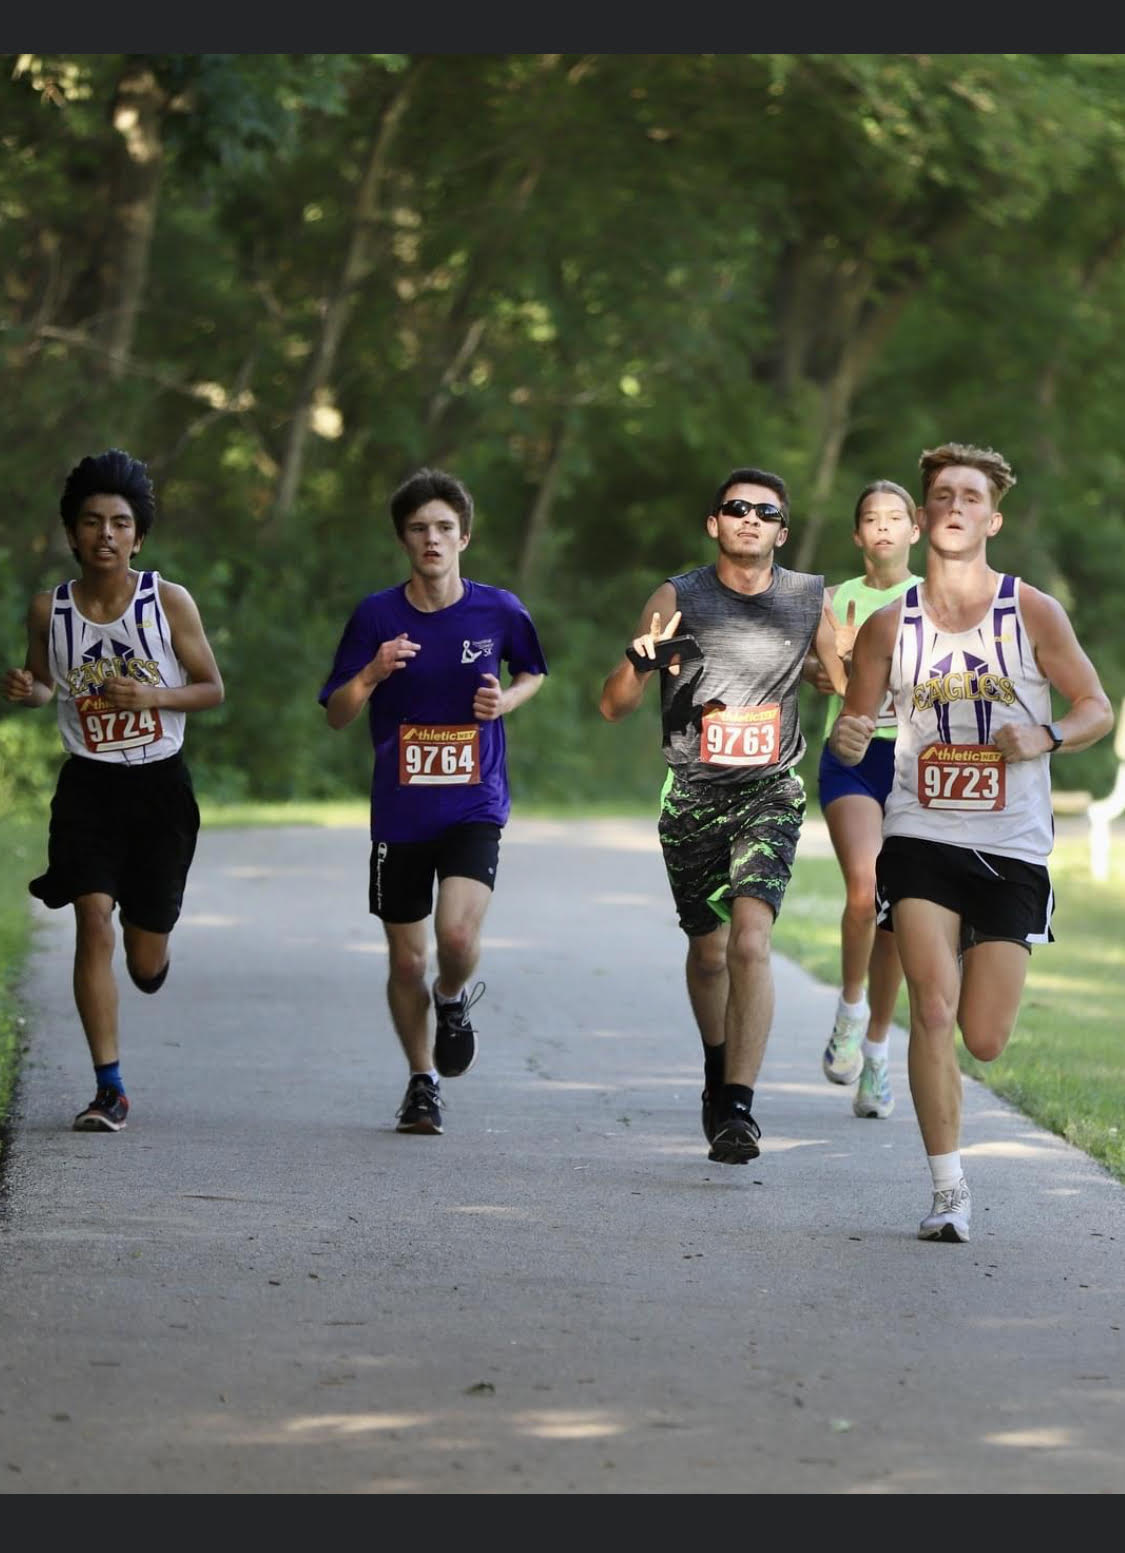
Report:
700,704,781,768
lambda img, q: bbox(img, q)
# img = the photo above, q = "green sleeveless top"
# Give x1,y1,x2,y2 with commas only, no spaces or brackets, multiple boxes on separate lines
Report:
822,572,920,741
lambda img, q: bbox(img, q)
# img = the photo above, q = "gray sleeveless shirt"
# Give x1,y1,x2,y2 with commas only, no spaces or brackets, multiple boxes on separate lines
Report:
660,563,824,787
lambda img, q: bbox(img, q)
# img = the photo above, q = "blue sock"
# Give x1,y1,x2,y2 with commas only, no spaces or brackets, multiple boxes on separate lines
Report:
94,1061,125,1096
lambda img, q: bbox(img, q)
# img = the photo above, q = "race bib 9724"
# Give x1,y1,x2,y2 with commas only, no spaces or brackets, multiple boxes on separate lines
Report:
75,693,163,754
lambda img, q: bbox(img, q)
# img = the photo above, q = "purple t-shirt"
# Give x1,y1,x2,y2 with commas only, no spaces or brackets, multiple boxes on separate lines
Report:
318,579,548,842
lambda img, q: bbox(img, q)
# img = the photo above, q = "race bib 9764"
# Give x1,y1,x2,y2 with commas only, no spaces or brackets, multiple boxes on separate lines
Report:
398,723,481,785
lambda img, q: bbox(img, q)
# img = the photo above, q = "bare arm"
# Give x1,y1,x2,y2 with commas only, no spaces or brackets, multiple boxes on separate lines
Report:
99,581,224,714
323,632,422,731
598,581,680,723
827,607,897,766
993,586,1114,761
2,592,55,707
473,669,544,722
812,596,848,698
801,583,838,694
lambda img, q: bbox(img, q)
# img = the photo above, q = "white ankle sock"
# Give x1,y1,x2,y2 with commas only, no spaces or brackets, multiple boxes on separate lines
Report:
927,1151,962,1192
837,993,868,1018
863,1039,888,1065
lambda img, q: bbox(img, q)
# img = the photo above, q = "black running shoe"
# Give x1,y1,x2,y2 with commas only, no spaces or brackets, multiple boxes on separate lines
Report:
707,1100,761,1164
73,1087,129,1133
701,1088,716,1145
433,980,485,1078
395,1075,443,1135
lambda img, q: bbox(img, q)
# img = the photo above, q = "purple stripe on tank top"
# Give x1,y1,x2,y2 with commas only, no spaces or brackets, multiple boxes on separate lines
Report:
134,570,157,658
57,584,75,668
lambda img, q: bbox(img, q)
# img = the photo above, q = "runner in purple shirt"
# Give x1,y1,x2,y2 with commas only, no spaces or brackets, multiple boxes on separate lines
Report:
319,468,547,1137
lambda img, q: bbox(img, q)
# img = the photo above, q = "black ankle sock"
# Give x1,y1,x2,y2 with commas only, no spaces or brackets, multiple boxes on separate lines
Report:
129,961,169,995
703,1042,726,1091
724,1083,754,1111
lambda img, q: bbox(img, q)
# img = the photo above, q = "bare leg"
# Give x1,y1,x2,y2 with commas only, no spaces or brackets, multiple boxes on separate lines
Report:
382,918,432,1073
892,898,963,1155
121,917,171,991
432,875,492,998
72,894,120,1067
958,940,1030,1062
824,791,884,1006
866,927,903,1047
723,895,776,1087
685,923,729,1049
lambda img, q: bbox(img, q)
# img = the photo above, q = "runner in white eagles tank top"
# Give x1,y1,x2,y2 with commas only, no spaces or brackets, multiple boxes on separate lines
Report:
47,569,189,765
830,441,1113,1248
883,571,1054,862
2,448,225,1136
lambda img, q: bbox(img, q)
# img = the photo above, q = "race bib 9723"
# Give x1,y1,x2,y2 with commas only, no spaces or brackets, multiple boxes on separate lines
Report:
917,744,1006,810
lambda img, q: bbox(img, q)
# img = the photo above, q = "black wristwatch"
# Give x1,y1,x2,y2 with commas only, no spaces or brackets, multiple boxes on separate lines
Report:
1043,722,1064,752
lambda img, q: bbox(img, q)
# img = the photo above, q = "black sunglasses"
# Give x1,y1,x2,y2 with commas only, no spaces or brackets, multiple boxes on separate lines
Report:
717,499,786,522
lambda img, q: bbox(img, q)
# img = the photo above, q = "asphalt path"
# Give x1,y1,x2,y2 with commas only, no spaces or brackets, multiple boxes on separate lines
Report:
1,817,1123,1494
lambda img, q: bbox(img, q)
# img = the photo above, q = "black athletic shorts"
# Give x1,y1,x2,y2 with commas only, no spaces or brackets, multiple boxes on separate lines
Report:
369,822,501,923
875,834,1054,949
29,751,200,935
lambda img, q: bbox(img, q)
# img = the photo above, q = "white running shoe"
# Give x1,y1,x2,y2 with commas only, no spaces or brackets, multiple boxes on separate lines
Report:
822,1005,867,1085
853,1057,894,1118
918,1178,972,1243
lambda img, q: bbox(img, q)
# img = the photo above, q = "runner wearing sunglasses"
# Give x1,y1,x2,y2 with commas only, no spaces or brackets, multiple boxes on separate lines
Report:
600,466,846,1165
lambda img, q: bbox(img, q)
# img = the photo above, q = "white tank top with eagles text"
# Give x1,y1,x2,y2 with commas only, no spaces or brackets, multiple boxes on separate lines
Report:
882,574,1054,862
47,570,188,764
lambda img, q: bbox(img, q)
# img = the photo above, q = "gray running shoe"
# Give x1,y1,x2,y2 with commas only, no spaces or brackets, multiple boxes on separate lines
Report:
918,1178,972,1243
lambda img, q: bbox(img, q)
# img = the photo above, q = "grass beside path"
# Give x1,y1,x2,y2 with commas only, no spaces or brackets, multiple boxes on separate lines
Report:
773,829,1125,1187
0,809,44,1165
2,802,1122,1187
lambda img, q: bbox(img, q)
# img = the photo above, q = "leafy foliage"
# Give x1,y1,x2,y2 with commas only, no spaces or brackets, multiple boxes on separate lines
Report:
2,53,1123,806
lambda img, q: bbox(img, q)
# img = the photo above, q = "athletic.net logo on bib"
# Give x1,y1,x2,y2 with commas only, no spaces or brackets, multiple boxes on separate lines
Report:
398,723,481,785
917,743,1006,810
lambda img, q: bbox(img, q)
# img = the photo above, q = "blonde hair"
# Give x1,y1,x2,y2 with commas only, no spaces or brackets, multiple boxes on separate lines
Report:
919,442,1016,507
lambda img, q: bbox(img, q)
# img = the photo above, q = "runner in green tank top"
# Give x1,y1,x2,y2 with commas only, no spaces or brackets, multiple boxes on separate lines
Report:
803,480,919,1120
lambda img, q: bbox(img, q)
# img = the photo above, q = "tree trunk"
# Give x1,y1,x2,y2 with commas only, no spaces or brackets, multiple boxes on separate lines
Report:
269,68,420,537
96,62,168,378
516,416,571,596
423,164,542,448
794,275,914,572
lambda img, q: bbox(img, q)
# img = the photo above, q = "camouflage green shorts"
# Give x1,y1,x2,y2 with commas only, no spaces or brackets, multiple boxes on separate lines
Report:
658,766,806,937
